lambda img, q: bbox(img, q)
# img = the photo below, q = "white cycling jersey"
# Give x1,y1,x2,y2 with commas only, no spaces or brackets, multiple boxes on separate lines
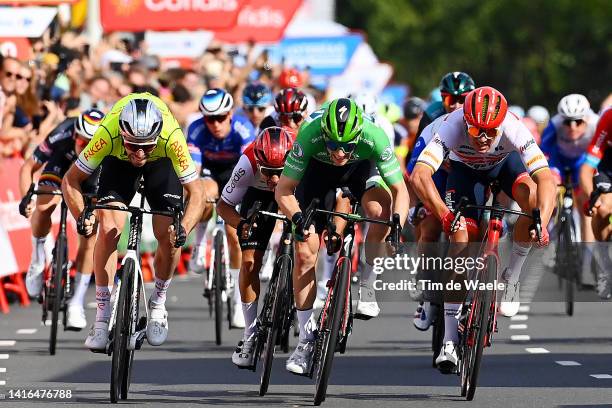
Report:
416,108,548,175
220,143,270,207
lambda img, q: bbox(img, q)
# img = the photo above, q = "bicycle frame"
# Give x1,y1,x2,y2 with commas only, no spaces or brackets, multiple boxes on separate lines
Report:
206,212,230,296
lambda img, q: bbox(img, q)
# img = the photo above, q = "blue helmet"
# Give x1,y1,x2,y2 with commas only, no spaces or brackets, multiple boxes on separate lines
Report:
242,83,272,107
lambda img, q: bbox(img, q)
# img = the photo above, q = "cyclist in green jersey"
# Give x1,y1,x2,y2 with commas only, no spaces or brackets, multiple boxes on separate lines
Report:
62,93,204,351
275,98,409,375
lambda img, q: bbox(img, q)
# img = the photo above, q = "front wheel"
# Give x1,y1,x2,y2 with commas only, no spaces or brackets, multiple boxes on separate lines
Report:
49,236,67,356
213,231,224,346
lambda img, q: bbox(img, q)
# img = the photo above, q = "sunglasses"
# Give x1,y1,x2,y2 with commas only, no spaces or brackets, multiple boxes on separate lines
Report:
280,112,304,124
467,124,499,140
4,71,28,81
325,140,358,153
563,118,585,127
442,92,468,106
247,106,266,113
124,141,156,154
259,165,283,178
204,114,229,123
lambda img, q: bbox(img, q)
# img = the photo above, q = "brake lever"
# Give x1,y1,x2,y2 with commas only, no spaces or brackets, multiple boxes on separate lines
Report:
532,208,542,242
450,196,468,232
246,201,262,240
19,183,36,217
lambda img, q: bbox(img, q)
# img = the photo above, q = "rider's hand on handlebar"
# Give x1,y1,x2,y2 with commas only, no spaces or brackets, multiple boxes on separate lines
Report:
77,210,97,237
322,229,342,254
237,218,256,240
441,210,465,236
292,212,314,242
168,223,187,248
583,197,600,217
529,226,550,247
19,197,35,218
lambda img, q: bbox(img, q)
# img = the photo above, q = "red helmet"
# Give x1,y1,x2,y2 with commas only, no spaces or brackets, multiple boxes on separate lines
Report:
279,68,303,88
463,86,508,129
254,126,294,168
274,87,308,114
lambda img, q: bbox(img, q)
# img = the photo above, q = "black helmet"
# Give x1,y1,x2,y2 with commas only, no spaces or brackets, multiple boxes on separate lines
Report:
403,97,426,120
439,72,475,96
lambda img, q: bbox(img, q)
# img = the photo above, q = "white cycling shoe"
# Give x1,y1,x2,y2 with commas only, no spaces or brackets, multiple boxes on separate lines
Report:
66,305,87,331
147,302,169,346
232,332,258,368
85,321,109,351
188,244,206,275
435,341,458,374
286,339,316,376
25,263,45,298
355,282,380,319
413,302,434,331
231,304,245,329
499,276,521,317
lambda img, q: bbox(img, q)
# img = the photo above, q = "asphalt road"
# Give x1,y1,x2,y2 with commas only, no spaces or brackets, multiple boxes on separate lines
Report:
1,271,612,408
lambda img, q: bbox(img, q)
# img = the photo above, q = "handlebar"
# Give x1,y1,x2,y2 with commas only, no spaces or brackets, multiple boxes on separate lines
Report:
19,183,63,217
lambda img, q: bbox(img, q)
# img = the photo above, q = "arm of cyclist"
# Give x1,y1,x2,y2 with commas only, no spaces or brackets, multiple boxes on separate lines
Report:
275,175,312,240
172,178,204,247
62,164,96,236
216,154,256,239
530,168,556,240
18,156,44,218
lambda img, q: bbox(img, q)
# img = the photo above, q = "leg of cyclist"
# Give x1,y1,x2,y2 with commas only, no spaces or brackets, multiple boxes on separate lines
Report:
188,177,215,274
66,234,95,330
226,223,245,328
591,178,612,298
25,185,60,297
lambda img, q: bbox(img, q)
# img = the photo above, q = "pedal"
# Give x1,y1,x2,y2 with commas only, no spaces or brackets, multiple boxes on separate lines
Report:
37,294,44,304
129,330,147,350
203,288,211,298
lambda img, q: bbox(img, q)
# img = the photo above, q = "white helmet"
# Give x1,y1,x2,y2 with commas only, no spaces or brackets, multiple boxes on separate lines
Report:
557,94,590,120
527,105,549,125
119,99,163,145
199,88,233,116
75,108,104,140
348,92,378,118
508,105,525,119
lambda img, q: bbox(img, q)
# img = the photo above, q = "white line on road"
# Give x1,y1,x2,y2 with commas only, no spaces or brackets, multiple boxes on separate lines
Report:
509,324,528,330
0,367,6,372
511,315,528,321
87,302,97,309
0,354,8,360
556,361,581,366
0,341,16,347
518,305,530,312
0,380,5,385
525,348,549,354
590,374,612,379
511,335,531,341
16,329,37,334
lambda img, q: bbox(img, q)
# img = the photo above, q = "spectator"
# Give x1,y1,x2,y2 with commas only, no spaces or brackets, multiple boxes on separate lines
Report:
79,75,113,112
1,57,32,157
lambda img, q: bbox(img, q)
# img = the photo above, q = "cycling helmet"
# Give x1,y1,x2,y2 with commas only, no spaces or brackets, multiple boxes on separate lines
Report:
242,83,272,107
527,105,550,124
253,126,294,168
199,88,233,116
279,68,303,88
274,88,308,114
508,105,525,118
557,94,590,120
463,86,508,129
321,98,364,143
75,108,104,140
348,92,378,117
440,72,475,96
403,97,426,119
119,99,163,144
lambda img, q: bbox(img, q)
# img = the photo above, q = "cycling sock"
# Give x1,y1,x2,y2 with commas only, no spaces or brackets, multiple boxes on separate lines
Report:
230,268,241,304
581,245,594,279
195,221,208,245
150,277,171,305
242,301,258,337
31,236,47,267
69,272,92,307
95,285,112,323
592,244,612,277
360,261,376,286
443,303,460,344
297,308,316,342
504,242,531,284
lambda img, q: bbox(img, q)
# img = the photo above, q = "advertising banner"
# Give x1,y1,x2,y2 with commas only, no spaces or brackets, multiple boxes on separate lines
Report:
0,6,57,38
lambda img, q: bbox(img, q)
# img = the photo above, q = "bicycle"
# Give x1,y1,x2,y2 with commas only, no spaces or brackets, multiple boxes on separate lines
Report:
81,181,182,403
237,202,296,396
308,192,402,406
202,198,234,346
452,181,542,401
20,184,75,356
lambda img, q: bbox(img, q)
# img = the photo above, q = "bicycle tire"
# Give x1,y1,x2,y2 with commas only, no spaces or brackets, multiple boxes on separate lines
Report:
563,220,576,316
259,256,289,396
214,231,224,346
431,304,444,368
111,260,134,403
121,263,140,400
49,236,66,356
464,255,495,401
314,258,350,406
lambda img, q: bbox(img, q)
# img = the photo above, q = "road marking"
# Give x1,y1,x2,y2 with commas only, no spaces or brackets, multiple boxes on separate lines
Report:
518,305,530,312
0,354,8,360
43,320,52,326
0,380,5,385
509,324,528,330
511,315,528,321
525,348,549,354
511,335,530,341
556,361,581,366
0,367,6,372
169,295,178,303
16,329,37,334
590,374,612,379
0,341,15,347
87,302,97,309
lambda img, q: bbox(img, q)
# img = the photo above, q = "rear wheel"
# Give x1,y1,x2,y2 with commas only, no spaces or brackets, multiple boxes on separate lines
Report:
314,259,350,406
110,260,134,403
213,231,224,345
49,236,66,356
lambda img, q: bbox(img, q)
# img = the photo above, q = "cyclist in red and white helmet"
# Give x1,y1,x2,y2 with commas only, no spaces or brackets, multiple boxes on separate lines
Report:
410,86,556,373
260,87,309,132
216,126,295,369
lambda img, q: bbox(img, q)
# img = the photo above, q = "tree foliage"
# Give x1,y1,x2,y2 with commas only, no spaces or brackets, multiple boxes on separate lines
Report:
337,0,612,109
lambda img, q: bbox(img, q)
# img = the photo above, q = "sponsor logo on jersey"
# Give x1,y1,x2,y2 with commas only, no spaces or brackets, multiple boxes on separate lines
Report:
170,140,191,172
291,142,303,158
234,121,253,140
526,154,545,167
380,146,393,161
422,151,441,165
224,168,246,193
49,129,72,144
83,138,108,161
284,160,303,172
519,139,535,153
163,193,181,200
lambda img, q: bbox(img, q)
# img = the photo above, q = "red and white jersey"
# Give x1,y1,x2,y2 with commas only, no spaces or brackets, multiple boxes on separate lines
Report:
585,107,612,168
416,108,549,175
220,143,271,207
